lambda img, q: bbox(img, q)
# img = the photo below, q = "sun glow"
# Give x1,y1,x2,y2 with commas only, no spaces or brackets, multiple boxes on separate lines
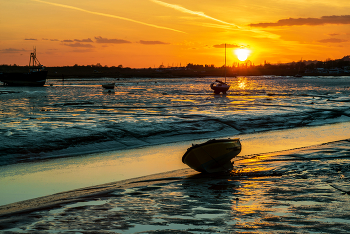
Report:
235,48,251,61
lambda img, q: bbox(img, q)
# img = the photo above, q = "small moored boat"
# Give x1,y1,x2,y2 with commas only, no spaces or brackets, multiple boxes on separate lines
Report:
210,43,230,94
102,83,115,89
210,80,230,94
182,138,241,173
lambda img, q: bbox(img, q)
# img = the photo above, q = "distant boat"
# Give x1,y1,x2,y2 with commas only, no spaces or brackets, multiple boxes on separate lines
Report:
102,83,115,89
0,48,47,86
210,43,230,94
182,138,241,173
210,80,230,94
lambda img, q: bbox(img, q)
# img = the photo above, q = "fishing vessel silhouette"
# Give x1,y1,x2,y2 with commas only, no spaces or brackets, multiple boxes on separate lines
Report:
0,48,47,86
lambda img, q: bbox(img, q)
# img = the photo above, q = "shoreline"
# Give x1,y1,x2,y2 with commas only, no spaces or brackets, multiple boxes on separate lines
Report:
2,65,350,79
0,138,348,218
0,168,194,218
1,122,350,207
1,139,350,233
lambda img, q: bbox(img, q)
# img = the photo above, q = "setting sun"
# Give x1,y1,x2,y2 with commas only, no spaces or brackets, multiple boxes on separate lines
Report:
235,48,251,62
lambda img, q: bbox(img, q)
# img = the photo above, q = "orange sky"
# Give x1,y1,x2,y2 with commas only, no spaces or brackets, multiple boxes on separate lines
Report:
1,0,350,68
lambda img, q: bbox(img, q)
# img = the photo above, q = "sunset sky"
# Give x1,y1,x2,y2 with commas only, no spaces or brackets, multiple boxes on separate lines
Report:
1,0,350,68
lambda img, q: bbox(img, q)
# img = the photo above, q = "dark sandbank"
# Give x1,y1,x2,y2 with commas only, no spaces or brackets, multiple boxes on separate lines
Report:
1,139,350,233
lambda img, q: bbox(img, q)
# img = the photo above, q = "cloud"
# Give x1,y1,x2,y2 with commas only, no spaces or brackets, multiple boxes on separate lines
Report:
75,38,93,42
249,15,350,27
150,0,239,28
213,44,241,48
71,49,94,53
318,38,348,43
328,33,339,36
32,0,185,33
95,36,131,44
50,39,59,41
140,40,169,45
0,48,27,53
62,38,93,43
24,38,37,41
63,42,94,48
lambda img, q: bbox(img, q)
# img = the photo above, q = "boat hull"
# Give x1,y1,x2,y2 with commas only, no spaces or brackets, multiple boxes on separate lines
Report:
182,138,241,173
210,81,230,94
0,70,47,86
102,83,115,89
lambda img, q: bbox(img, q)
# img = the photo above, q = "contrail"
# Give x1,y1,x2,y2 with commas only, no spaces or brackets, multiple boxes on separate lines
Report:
32,0,185,33
150,0,240,28
150,0,280,39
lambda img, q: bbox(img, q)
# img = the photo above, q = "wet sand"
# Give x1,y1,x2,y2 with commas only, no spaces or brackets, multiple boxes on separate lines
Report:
1,122,350,206
1,138,350,233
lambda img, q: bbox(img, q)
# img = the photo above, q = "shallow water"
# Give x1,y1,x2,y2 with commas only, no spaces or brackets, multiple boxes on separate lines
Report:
2,75,350,232
0,77,350,205
1,76,350,166
2,140,350,233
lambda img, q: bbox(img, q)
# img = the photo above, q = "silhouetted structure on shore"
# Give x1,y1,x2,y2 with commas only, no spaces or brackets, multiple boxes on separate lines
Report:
1,56,350,78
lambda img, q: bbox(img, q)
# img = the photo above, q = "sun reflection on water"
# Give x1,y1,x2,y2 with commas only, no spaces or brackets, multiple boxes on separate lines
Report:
237,77,247,90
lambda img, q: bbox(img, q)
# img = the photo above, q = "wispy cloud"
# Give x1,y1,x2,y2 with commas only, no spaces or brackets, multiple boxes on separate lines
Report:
75,38,93,42
32,0,185,33
140,40,169,45
150,0,239,28
199,23,238,30
250,15,350,27
213,44,241,48
24,38,37,41
0,48,27,53
95,36,131,44
318,38,348,43
63,43,94,48
199,22,279,40
62,38,93,43
148,0,281,39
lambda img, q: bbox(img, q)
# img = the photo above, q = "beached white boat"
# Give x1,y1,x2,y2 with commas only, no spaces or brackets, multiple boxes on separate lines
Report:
182,138,241,173
102,83,115,89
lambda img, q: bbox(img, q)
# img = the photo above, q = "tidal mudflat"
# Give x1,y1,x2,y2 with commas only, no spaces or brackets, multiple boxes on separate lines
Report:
1,76,350,233
1,139,350,233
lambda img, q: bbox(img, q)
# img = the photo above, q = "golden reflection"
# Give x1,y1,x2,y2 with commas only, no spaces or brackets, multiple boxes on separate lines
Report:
230,179,274,216
232,164,272,175
171,99,198,103
238,81,246,89
237,77,247,90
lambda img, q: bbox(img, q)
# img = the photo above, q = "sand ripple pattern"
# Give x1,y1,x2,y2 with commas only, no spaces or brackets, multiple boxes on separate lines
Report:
1,140,350,233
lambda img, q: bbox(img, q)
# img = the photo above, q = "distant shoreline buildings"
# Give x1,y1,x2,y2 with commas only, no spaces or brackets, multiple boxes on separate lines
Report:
1,56,350,78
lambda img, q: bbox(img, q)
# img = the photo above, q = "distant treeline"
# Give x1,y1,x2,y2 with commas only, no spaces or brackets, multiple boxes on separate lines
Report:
2,56,350,78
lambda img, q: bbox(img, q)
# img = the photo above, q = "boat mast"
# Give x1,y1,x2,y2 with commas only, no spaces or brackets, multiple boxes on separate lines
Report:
29,47,42,68
224,43,227,83
30,47,36,67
